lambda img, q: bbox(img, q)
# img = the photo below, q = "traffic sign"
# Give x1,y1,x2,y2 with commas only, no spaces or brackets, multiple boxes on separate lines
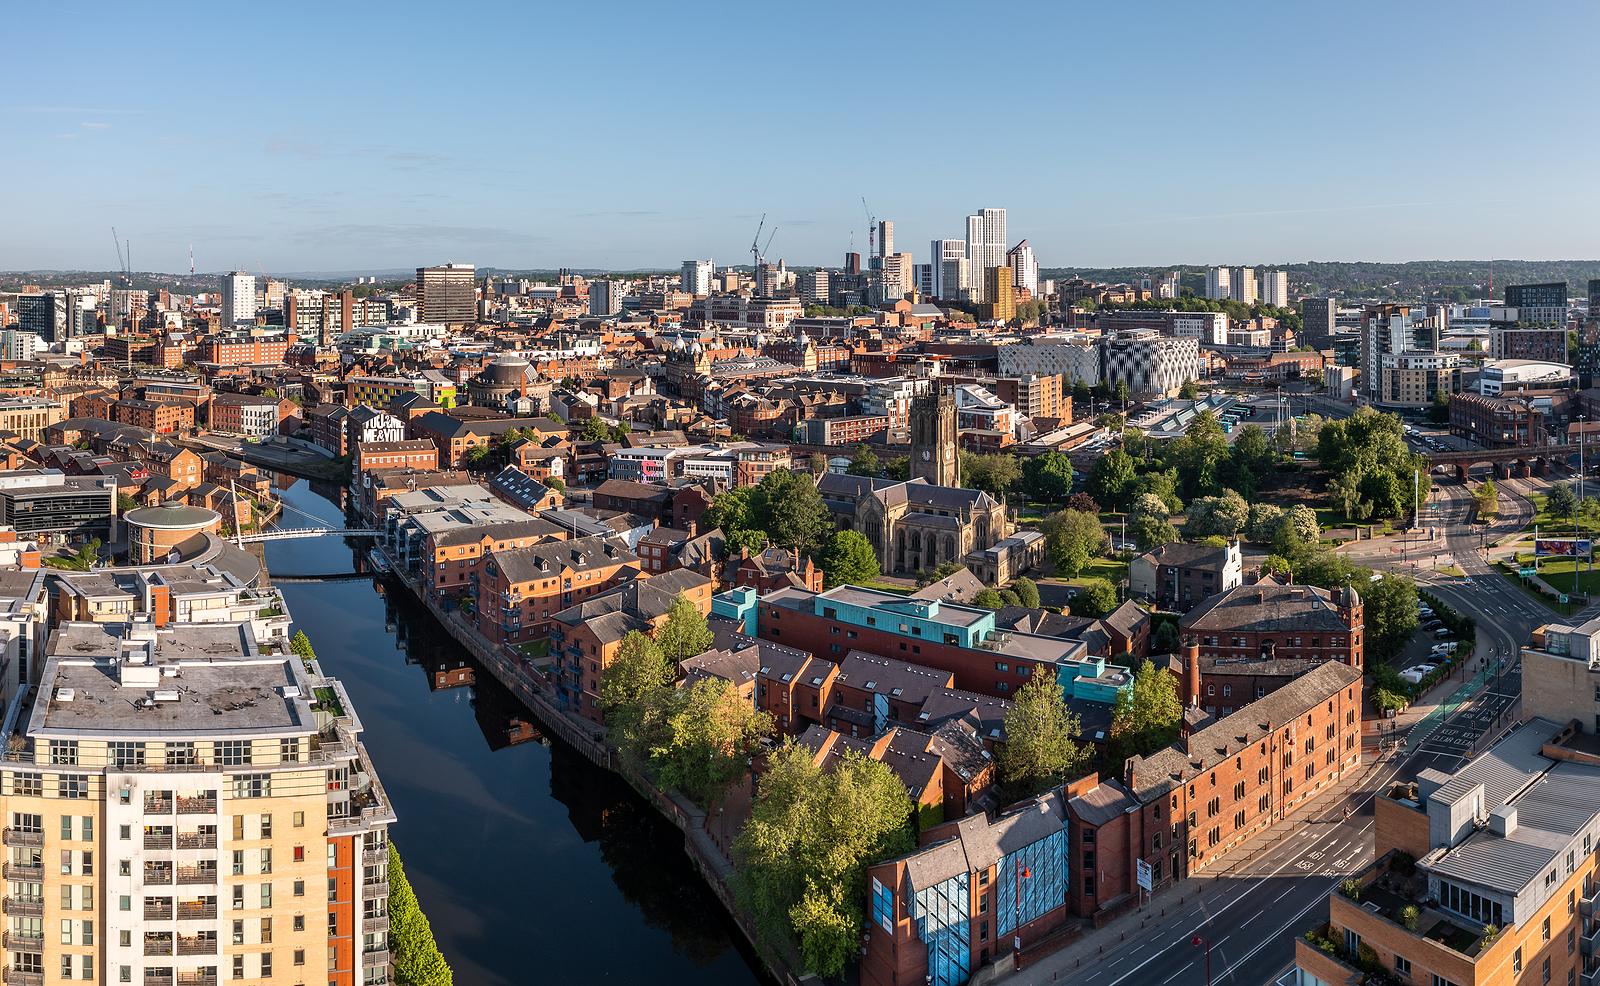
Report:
1136,858,1153,892
1561,594,1570,604
1520,567,1536,578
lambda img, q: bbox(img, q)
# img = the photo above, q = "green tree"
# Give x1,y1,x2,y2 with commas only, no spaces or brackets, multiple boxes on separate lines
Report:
1547,481,1577,519
1013,576,1040,609
846,445,881,477
598,631,673,742
1184,491,1249,538
1314,407,1430,521
972,588,1005,610
999,668,1087,795
1021,451,1074,502
462,445,491,469
1132,468,1183,514
116,492,138,513
579,416,614,442
1109,659,1183,761
1164,411,1230,500
1151,620,1180,653
815,530,879,589
289,630,316,662
1426,391,1451,424
1273,504,1322,559
1365,574,1420,662
883,456,910,481
1088,448,1137,510
998,588,1021,607
389,843,452,986
1473,478,1499,519
650,677,772,806
750,470,830,556
1114,380,1130,406
1130,493,1178,549
655,594,714,663
1044,508,1107,577
807,452,827,475
735,743,914,978
1225,424,1275,497
961,452,1022,499
1179,380,1200,400
1243,503,1285,545
544,476,565,493
1070,578,1119,618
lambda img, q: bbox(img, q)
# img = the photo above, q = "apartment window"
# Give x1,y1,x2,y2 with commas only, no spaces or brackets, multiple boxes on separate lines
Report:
231,774,270,799
259,814,272,838
219,741,251,767
166,742,197,766
233,955,244,981
293,950,305,967
279,738,300,764
260,917,271,944
232,851,244,876
292,811,305,828
293,879,305,898
110,742,145,768
1543,915,1551,941
232,816,245,841
260,883,271,908
59,775,87,800
48,741,77,766
259,848,272,874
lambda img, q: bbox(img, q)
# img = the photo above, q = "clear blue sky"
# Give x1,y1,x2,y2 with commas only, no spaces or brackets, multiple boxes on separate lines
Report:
2,0,1596,275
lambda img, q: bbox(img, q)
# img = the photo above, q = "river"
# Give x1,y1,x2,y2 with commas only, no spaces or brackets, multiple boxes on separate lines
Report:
258,476,770,986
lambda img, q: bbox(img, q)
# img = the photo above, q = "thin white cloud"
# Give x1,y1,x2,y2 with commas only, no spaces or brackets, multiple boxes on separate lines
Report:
79,121,110,130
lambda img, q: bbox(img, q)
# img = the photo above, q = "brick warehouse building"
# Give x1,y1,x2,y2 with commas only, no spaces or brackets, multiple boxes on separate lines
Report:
861,659,1365,986
1178,576,1363,716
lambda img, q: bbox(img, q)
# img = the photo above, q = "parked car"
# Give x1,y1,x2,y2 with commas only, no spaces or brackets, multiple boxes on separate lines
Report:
1434,628,1455,639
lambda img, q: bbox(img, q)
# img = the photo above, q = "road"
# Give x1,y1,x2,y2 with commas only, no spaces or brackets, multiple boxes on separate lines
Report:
1018,476,1547,986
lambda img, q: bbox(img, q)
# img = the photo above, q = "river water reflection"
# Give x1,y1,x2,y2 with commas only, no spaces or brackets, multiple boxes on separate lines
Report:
260,476,769,985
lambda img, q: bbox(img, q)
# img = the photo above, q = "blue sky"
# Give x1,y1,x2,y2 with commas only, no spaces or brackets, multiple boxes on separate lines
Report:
2,0,1596,274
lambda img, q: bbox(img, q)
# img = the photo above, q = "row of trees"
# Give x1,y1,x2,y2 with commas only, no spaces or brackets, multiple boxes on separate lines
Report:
598,598,772,807
1317,407,1432,523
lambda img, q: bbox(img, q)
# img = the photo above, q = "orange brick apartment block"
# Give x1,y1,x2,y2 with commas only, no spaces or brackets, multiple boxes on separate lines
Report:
1293,718,1600,986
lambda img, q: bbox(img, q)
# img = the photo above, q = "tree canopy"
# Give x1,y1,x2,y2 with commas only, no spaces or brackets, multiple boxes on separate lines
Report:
1069,578,1119,618
655,594,714,663
999,669,1087,796
1315,407,1431,521
735,742,914,977
815,530,879,589
1021,451,1074,502
846,445,881,477
1109,659,1183,763
960,452,1021,500
1044,508,1107,577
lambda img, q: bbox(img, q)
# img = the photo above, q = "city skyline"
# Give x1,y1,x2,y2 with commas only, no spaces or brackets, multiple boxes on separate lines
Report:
3,1,1598,272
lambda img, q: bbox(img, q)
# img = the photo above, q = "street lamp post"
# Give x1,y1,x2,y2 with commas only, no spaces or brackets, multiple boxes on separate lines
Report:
1012,865,1032,960
1579,415,1587,600
1191,934,1213,986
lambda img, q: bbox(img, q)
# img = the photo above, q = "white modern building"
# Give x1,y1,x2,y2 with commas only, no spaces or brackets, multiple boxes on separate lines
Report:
1230,266,1257,304
965,208,1007,303
931,239,967,299
679,259,714,296
1205,266,1231,300
1260,269,1289,307
1478,359,1573,395
1007,240,1039,296
221,271,257,327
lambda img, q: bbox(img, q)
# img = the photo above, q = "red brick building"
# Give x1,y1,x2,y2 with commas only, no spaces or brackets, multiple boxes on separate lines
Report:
474,535,641,647
731,545,822,594
353,439,439,474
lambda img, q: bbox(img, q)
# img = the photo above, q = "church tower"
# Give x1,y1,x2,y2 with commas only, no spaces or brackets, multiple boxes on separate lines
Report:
909,386,960,487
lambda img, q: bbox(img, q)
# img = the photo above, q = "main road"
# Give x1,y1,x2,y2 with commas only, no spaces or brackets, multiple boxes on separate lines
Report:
1017,478,1544,986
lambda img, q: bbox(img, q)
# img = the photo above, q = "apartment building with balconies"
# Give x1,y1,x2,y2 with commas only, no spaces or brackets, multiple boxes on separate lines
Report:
0,616,395,986
1291,718,1600,986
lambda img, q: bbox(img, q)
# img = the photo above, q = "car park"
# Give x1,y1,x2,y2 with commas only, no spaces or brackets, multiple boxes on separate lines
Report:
1434,628,1454,639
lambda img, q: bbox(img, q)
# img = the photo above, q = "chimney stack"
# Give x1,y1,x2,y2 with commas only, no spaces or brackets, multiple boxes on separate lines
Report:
1184,636,1202,709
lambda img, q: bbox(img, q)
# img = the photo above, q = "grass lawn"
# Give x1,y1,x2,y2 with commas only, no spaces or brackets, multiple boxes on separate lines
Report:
860,579,913,596
1497,565,1583,616
1513,552,1600,597
1059,555,1130,590
517,639,550,660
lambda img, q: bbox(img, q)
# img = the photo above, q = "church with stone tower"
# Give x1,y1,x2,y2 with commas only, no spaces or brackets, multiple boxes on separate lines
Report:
909,386,960,487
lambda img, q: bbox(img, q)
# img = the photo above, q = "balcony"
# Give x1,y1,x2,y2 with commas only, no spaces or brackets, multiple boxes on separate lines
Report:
363,914,390,934
145,901,174,920
144,794,174,814
144,865,174,885
145,832,174,851
175,902,217,921
1,863,42,882
175,795,216,815
175,865,218,886
2,897,42,918
144,936,173,956
176,935,217,957
1,932,42,952
1585,922,1600,958
0,830,41,849
176,973,217,986
362,844,388,865
143,974,174,986
1585,959,1600,986
363,880,390,899
175,832,217,850
3,970,43,986
1585,882,1600,918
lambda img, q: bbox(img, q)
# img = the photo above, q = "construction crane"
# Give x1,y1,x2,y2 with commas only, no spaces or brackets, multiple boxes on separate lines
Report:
110,227,131,288
860,196,875,258
762,227,778,260
749,213,767,271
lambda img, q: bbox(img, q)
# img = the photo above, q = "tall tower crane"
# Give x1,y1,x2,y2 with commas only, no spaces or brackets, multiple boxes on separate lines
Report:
860,196,875,258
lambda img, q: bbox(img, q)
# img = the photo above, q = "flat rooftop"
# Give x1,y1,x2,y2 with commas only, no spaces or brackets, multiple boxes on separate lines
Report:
32,622,313,737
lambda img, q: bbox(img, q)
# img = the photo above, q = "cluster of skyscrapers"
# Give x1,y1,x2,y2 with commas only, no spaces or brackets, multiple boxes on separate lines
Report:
1205,265,1290,306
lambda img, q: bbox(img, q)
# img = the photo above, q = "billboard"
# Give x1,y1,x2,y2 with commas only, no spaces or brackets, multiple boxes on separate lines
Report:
1535,538,1593,559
